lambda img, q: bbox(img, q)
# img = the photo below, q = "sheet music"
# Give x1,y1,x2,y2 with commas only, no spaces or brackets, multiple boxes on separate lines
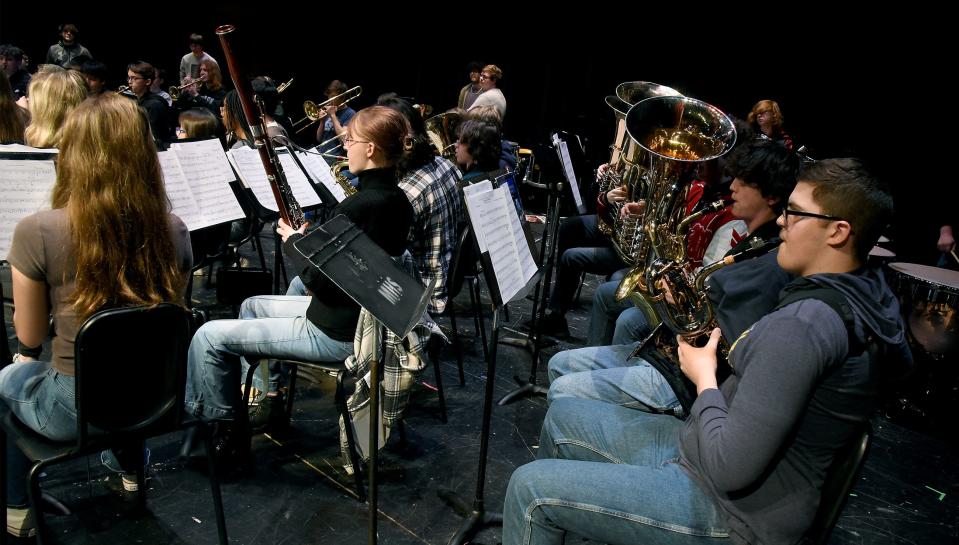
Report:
299,148,347,203
276,150,322,207
0,159,56,257
461,180,538,304
461,180,494,252
160,144,245,231
0,144,59,154
169,139,235,186
157,151,202,229
227,147,280,212
552,134,585,213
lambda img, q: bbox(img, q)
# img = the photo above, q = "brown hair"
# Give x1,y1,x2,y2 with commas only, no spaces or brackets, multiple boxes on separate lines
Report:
802,158,893,262
482,64,503,81
24,67,88,148
200,59,223,91
747,99,784,131
348,105,413,165
0,71,29,143
53,93,184,319
178,108,218,139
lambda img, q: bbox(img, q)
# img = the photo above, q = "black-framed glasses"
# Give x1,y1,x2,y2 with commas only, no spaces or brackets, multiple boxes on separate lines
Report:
782,208,846,223
126,76,145,82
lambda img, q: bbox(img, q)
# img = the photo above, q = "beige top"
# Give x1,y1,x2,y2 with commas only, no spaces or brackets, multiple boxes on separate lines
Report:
6,208,192,375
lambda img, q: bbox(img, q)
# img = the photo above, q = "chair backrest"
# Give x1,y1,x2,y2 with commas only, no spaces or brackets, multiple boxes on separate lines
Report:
802,422,873,545
73,303,192,445
446,223,478,302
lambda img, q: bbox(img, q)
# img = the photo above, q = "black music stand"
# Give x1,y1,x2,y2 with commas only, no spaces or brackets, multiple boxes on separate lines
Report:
497,132,587,405
438,180,540,545
292,214,431,545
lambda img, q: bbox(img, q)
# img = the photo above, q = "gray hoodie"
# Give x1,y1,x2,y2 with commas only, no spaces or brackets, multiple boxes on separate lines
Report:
679,266,907,544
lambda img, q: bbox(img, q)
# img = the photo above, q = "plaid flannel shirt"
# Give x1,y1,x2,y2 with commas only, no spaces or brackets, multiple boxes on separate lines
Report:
398,156,464,315
339,308,433,472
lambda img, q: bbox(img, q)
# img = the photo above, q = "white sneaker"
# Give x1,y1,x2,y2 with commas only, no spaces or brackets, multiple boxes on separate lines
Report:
121,474,140,492
6,506,36,537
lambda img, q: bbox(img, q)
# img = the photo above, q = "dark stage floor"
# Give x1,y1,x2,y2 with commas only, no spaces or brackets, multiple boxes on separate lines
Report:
2,229,957,545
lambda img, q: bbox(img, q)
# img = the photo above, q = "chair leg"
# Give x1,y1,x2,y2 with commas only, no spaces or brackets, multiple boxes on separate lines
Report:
27,462,47,545
448,309,466,386
136,440,147,510
255,231,267,271
185,274,195,309
467,279,481,335
431,351,448,424
285,363,298,426
1,429,7,545
203,426,230,545
336,371,366,502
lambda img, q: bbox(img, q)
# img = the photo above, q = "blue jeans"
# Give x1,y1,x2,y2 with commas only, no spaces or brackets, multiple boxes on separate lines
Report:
185,295,353,421
587,275,655,346
547,215,625,315
1,363,77,506
503,398,729,545
547,343,682,416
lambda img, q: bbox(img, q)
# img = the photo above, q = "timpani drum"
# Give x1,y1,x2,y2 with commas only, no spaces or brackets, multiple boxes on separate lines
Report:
887,262,959,358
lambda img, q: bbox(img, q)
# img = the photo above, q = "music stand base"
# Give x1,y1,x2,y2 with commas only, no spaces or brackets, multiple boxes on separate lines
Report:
497,376,548,406
438,488,503,545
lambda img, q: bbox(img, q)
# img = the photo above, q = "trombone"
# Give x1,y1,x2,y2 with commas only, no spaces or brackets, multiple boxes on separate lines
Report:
292,85,362,134
170,75,207,100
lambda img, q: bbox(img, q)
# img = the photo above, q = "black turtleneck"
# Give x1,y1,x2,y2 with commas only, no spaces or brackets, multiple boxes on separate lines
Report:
284,166,414,341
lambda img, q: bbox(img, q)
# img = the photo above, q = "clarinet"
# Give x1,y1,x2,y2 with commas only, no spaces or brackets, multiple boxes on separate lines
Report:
216,24,305,229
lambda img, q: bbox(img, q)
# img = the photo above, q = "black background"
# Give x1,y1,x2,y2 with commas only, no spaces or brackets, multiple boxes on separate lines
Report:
1,8,946,262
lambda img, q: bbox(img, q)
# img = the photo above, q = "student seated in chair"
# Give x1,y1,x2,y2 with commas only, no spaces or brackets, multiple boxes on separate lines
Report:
502,159,909,545
183,106,415,461
1,94,193,538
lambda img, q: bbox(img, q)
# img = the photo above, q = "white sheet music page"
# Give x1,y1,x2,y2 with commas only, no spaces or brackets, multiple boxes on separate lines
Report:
169,139,235,185
482,185,525,303
157,151,202,230
276,149,322,207
0,159,56,257
227,147,280,212
461,180,494,252
552,135,585,213
299,148,346,203
503,184,538,282
0,144,59,154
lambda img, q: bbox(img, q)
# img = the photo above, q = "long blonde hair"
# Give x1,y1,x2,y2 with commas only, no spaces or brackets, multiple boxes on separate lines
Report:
52,94,184,320
24,67,87,148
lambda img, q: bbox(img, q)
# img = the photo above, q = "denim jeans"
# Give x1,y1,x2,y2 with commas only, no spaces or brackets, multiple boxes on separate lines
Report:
1,363,77,506
185,295,353,421
547,215,625,315
586,274,630,346
503,398,729,545
546,343,682,416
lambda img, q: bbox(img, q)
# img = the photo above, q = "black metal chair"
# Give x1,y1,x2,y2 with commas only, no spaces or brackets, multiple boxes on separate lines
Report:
242,358,368,500
433,224,486,387
801,421,873,545
0,304,228,545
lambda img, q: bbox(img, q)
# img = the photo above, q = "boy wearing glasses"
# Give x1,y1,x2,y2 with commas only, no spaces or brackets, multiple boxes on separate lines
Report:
467,64,506,121
126,61,173,144
504,159,909,545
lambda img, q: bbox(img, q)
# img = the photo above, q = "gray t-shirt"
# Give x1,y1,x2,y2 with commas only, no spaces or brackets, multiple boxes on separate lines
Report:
6,208,192,375
179,51,218,82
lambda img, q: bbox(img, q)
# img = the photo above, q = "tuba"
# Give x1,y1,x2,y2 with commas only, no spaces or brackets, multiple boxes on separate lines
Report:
598,82,682,262
614,95,737,341
424,111,461,160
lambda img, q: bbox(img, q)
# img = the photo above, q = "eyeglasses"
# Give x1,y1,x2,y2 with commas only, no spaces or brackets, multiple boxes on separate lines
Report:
479,74,492,80
781,208,846,224
126,76,145,82
343,137,370,148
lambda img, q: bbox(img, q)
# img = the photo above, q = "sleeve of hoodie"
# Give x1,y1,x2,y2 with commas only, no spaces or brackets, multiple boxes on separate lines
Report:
282,201,362,298
689,299,848,493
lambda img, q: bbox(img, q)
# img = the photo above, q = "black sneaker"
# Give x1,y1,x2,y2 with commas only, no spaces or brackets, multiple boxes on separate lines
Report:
249,393,288,433
537,313,570,340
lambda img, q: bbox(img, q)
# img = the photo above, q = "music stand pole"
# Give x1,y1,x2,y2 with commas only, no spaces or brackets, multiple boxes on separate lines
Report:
368,321,387,545
440,307,504,544
496,180,564,405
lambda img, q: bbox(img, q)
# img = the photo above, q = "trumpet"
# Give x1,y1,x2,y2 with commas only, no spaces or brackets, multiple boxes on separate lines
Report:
292,85,362,133
170,75,207,100
116,84,133,95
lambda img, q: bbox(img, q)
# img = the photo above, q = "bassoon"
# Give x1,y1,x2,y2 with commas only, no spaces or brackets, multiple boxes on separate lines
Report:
215,24,305,228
